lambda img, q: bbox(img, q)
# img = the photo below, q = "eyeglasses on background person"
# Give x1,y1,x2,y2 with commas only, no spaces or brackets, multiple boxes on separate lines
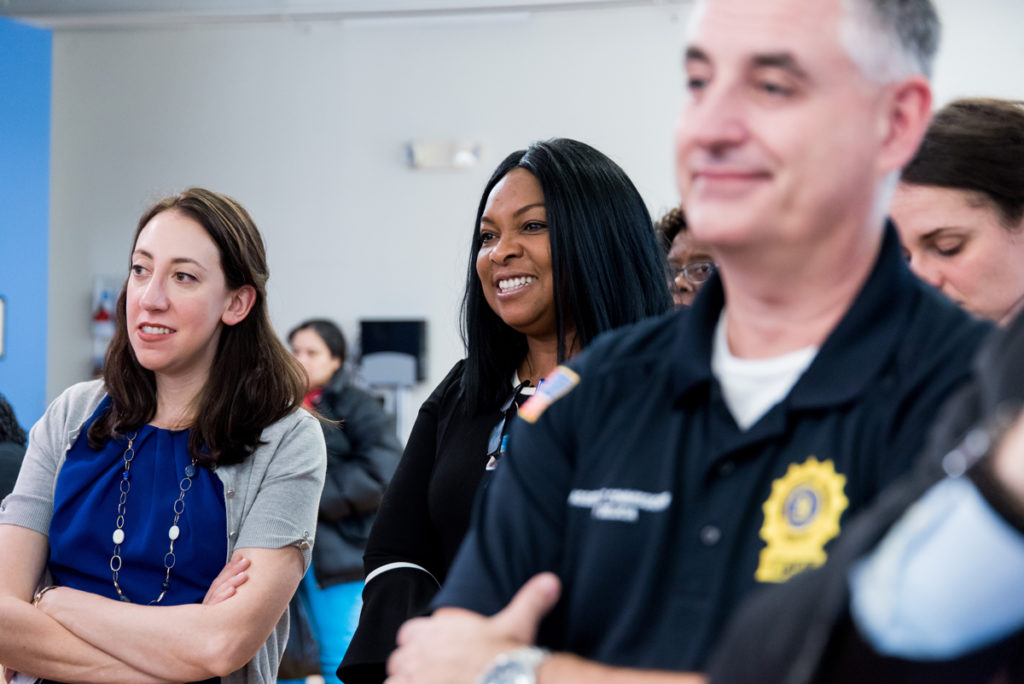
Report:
655,206,715,308
673,260,716,287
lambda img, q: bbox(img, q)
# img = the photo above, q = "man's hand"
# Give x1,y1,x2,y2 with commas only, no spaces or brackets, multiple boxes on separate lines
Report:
994,411,1024,497
202,553,251,606
386,572,561,684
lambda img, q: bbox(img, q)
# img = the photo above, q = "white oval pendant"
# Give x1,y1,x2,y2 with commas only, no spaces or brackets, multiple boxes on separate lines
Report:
112,528,125,545
168,525,180,541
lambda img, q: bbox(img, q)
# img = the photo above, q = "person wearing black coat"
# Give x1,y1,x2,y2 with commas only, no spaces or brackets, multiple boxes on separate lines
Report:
0,393,27,499
284,320,402,683
312,365,402,585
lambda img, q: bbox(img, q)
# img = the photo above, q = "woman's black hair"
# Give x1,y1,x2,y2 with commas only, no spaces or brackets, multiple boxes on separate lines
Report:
288,318,348,365
459,138,672,412
0,394,26,447
901,98,1024,228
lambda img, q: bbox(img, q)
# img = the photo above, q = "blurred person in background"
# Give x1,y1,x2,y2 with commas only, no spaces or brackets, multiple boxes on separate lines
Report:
282,318,402,683
0,393,27,499
892,98,1024,326
655,206,715,308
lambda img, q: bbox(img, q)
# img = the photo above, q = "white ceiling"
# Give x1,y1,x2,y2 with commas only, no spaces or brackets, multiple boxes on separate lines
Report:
0,0,687,29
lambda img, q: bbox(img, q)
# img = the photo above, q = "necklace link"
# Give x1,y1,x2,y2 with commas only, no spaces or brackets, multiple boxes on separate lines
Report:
109,431,198,605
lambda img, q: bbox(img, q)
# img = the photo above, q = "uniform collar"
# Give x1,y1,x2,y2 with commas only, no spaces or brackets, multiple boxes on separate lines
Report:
673,223,913,410
672,270,722,404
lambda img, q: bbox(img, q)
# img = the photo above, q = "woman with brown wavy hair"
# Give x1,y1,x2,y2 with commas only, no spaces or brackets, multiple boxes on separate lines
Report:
892,98,1024,325
0,188,326,683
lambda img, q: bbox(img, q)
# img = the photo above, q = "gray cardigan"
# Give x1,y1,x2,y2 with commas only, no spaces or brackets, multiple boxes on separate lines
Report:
0,379,327,683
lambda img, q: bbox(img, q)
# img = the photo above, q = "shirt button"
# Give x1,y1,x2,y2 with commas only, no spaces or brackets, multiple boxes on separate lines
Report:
229,530,238,539
225,489,235,499
699,525,721,546
717,461,736,477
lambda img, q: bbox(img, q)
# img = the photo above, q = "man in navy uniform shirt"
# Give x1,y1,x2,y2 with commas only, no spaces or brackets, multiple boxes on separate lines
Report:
384,0,992,683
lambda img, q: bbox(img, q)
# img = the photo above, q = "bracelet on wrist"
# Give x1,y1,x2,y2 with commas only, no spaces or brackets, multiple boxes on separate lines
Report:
32,584,58,607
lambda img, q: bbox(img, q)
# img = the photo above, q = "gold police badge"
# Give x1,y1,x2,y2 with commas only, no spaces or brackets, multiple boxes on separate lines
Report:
755,456,849,583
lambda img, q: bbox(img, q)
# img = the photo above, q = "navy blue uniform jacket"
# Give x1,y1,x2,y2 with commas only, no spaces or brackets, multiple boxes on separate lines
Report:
435,226,992,671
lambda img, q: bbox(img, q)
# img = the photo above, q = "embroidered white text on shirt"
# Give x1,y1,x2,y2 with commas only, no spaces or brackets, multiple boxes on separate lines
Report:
568,488,672,522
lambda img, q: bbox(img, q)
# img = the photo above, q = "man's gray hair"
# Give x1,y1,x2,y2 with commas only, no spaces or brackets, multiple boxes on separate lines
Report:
841,0,941,82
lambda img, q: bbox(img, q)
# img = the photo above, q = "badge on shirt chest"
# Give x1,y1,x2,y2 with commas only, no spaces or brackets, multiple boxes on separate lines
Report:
755,456,849,583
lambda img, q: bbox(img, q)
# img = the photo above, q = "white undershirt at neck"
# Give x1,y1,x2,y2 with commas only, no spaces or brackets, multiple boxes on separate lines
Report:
711,311,819,431
513,372,537,397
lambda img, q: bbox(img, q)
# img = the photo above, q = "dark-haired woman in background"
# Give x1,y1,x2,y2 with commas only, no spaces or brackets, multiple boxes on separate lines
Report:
0,188,326,683
0,393,27,499
891,98,1024,325
284,318,401,683
338,138,673,683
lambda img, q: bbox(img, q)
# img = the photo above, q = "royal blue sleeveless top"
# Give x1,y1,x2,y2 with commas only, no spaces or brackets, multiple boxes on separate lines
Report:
48,397,226,683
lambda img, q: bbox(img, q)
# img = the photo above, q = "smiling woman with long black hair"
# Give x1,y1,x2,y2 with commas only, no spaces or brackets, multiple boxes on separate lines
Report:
338,138,673,684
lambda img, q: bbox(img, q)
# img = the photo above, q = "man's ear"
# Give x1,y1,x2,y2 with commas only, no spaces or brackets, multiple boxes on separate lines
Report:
876,75,933,176
222,284,257,326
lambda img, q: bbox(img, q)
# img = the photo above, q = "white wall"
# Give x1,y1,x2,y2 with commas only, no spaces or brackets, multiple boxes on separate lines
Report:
48,5,690,437
46,0,1024,437
931,0,1024,106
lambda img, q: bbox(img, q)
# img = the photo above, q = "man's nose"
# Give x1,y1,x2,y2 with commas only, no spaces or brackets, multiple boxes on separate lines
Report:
678,84,750,154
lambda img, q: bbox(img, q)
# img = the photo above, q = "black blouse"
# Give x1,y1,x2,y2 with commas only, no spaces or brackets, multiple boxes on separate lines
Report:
338,361,503,684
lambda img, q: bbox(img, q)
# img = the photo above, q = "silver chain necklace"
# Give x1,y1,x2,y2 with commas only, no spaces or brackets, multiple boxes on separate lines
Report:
110,431,199,604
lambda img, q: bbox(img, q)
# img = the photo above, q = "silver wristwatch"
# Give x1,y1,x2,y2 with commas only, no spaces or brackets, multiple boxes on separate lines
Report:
477,646,551,684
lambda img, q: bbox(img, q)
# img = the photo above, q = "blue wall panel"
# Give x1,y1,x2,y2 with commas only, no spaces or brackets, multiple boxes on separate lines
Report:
0,18,52,431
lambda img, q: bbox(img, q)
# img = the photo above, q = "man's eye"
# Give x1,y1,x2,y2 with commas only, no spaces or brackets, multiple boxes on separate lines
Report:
757,81,793,96
687,76,708,92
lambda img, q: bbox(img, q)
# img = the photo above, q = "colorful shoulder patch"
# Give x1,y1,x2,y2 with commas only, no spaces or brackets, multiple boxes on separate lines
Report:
518,365,580,424
755,456,849,583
